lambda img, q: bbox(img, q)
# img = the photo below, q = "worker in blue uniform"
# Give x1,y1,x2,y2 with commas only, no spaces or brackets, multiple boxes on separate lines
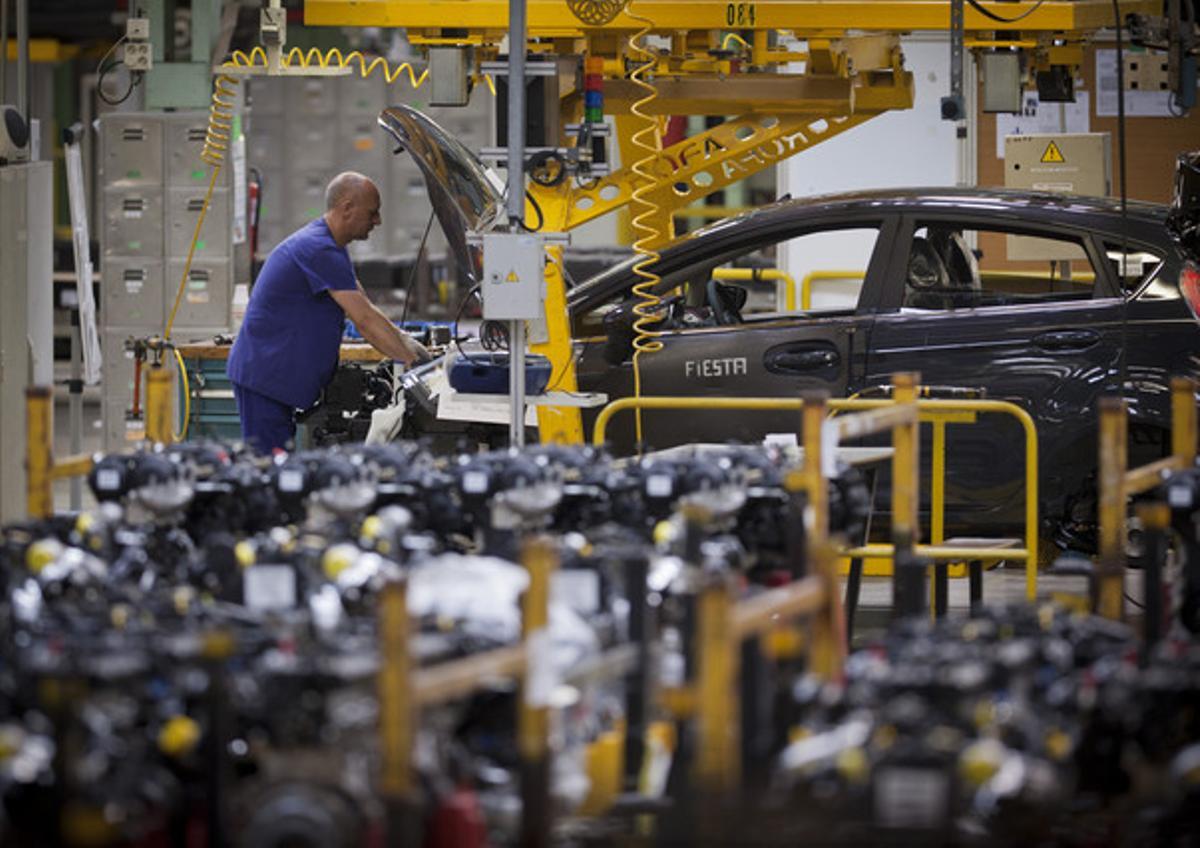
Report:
227,171,428,452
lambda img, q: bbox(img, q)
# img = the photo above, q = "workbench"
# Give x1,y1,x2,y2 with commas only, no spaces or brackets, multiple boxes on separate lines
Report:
175,341,389,443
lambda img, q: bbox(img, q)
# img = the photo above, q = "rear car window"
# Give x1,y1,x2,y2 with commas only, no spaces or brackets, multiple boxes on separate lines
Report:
904,223,1099,309
1102,241,1171,299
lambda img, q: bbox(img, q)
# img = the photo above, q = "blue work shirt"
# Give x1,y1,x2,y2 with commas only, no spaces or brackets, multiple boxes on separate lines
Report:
228,218,357,409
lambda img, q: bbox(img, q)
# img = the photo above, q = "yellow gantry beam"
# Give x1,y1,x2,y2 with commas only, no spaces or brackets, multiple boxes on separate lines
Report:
306,0,1157,35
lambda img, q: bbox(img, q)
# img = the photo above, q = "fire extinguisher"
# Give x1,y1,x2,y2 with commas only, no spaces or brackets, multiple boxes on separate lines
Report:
248,168,262,284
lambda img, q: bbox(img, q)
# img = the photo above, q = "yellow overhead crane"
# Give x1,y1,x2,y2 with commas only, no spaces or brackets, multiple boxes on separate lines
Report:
302,0,1156,445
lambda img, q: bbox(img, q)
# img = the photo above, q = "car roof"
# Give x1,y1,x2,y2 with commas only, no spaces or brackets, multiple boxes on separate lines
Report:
691,187,1168,236
566,188,1172,314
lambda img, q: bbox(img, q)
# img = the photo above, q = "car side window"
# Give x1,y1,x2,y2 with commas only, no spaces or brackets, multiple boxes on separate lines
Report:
904,223,1099,310
712,225,881,317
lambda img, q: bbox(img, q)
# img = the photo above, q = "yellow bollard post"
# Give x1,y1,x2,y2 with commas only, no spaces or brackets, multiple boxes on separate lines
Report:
520,537,555,848
694,573,739,795
144,363,174,445
25,386,54,520
891,373,920,547
800,391,829,551
378,579,419,844
1172,377,1197,465
1097,396,1127,620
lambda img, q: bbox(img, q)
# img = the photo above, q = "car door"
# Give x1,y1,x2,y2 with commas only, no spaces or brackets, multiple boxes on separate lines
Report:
578,216,900,452
862,212,1128,536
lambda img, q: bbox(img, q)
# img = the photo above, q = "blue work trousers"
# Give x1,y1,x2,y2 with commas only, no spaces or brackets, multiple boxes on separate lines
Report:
232,382,296,454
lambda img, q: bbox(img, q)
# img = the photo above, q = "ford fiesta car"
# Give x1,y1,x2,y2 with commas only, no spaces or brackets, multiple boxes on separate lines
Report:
381,105,1200,556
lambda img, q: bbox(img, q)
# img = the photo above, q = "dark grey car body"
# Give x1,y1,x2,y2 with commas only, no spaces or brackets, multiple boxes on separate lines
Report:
565,190,1200,543
380,105,1199,547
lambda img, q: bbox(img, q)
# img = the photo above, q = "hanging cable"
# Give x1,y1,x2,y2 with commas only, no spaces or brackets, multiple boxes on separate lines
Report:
172,347,190,442
964,0,1049,24
1112,0,1130,398
625,0,666,449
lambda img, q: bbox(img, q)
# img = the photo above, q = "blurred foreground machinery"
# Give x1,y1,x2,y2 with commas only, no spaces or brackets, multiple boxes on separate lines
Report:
0,440,1197,845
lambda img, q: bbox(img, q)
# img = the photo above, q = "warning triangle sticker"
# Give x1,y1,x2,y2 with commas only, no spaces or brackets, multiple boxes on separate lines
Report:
506,270,519,282
1041,141,1066,164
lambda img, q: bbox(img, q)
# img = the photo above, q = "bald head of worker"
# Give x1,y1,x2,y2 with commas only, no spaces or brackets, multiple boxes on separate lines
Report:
323,171,382,246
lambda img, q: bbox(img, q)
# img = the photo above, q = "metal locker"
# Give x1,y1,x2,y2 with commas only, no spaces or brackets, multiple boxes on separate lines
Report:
336,117,387,179
165,114,230,188
287,77,337,117
287,121,337,172
102,259,164,327
103,189,164,258
289,171,334,230
101,328,140,405
167,187,232,259
246,115,284,171
248,76,287,116
100,115,164,188
338,73,386,117
165,259,232,329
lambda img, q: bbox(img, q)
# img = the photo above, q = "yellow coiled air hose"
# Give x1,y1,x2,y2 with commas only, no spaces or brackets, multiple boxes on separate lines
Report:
625,1,666,449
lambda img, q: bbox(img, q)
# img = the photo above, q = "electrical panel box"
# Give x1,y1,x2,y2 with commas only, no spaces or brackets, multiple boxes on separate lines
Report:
481,233,545,320
287,122,337,171
101,117,164,188
102,259,164,326
103,189,165,258
1004,132,1112,261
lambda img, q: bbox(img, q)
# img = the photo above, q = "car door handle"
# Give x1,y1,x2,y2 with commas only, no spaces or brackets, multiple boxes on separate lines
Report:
765,349,840,374
1032,329,1100,351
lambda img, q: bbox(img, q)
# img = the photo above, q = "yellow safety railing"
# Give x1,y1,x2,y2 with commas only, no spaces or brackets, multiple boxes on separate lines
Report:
591,384,1040,601
24,365,176,519
1095,377,1198,620
711,267,866,312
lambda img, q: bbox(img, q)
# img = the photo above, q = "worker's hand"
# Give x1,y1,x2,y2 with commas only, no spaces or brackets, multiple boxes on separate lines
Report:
406,340,432,367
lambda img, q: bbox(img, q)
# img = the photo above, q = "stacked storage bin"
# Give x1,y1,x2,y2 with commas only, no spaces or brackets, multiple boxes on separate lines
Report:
99,112,236,451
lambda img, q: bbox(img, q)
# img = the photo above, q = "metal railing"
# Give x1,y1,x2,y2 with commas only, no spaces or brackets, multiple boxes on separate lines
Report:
24,365,175,519
591,377,1040,601
1096,377,1198,620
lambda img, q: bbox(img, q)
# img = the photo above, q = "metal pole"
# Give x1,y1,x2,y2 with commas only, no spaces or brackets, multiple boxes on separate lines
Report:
1097,396,1127,620
68,314,83,510
378,580,419,847
519,537,554,848
15,0,27,125
1171,376,1197,464
1137,502,1169,655
891,372,925,620
1,0,8,105
25,386,53,519
510,318,526,446
507,0,528,446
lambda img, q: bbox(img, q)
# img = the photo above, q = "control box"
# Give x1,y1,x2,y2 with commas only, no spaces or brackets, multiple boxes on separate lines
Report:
481,232,545,321
1004,132,1111,261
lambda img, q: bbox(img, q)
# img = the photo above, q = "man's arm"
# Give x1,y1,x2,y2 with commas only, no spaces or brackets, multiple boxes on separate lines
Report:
330,288,429,366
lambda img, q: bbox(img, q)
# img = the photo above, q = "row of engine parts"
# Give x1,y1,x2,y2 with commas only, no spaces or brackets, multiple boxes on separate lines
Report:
0,440,1197,845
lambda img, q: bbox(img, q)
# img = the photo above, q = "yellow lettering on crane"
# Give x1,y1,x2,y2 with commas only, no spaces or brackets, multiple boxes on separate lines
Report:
1041,141,1066,164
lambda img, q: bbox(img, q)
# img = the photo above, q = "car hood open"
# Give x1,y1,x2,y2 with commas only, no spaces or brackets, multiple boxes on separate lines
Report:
378,105,507,282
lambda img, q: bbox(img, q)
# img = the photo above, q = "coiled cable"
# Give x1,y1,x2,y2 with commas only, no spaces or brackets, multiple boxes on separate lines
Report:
625,0,666,448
